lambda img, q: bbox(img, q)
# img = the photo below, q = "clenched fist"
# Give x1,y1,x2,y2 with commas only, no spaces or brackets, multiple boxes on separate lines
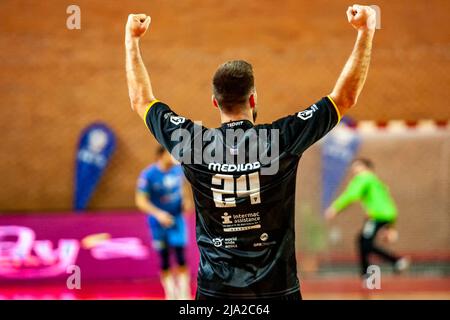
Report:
347,5,377,31
126,14,151,39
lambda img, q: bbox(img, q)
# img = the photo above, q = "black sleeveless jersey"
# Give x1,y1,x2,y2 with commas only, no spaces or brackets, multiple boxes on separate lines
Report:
145,96,340,298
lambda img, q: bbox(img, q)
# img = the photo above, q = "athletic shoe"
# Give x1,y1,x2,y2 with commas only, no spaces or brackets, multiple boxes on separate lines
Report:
394,257,410,273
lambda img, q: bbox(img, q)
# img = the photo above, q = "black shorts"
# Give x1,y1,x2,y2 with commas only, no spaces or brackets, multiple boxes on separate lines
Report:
195,289,302,301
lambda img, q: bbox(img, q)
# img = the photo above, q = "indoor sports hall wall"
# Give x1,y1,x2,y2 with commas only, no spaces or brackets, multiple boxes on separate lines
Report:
0,0,448,235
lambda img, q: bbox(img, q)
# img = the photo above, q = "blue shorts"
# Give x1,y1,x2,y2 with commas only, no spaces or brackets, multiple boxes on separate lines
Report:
148,214,187,250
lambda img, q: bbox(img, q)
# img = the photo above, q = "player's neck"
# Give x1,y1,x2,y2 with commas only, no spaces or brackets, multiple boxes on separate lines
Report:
220,111,254,124
157,161,173,172
356,168,371,175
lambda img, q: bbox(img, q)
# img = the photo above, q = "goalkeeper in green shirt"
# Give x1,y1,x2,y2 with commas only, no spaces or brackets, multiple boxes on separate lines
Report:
325,158,410,276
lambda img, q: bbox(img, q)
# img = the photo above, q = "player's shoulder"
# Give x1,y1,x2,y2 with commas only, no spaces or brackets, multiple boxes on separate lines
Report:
273,96,337,123
172,164,183,173
147,100,209,129
253,123,274,130
355,171,376,183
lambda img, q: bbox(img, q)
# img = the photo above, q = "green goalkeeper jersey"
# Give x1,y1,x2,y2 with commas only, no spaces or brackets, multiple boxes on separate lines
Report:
331,171,398,222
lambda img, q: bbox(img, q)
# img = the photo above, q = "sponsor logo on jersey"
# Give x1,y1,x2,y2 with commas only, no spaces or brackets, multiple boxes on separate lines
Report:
221,212,261,232
254,233,276,247
221,212,233,224
208,161,261,173
224,237,238,248
211,237,238,248
226,121,243,128
212,238,223,247
297,104,319,120
170,115,186,125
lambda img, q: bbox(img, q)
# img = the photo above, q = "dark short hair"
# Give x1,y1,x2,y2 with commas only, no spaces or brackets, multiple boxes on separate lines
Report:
212,60,255,110
353,158,374,169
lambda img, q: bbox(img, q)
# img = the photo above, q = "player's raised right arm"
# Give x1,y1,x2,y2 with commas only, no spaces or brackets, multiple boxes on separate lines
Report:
125,14,156,120
329,5,377,116
325,175,366,220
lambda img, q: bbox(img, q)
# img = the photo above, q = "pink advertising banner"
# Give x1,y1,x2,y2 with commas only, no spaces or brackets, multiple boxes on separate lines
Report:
0,211,198,283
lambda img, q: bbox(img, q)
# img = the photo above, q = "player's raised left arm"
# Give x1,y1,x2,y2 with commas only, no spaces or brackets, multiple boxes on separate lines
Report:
329,5,377,116
125,14,156,120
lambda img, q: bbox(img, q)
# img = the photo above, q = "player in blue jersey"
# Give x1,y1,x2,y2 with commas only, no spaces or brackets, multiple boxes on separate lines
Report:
136,146,193,300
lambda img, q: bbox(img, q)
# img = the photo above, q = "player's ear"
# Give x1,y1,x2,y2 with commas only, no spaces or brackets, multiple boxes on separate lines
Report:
212,95,219,109
249,93,257,109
